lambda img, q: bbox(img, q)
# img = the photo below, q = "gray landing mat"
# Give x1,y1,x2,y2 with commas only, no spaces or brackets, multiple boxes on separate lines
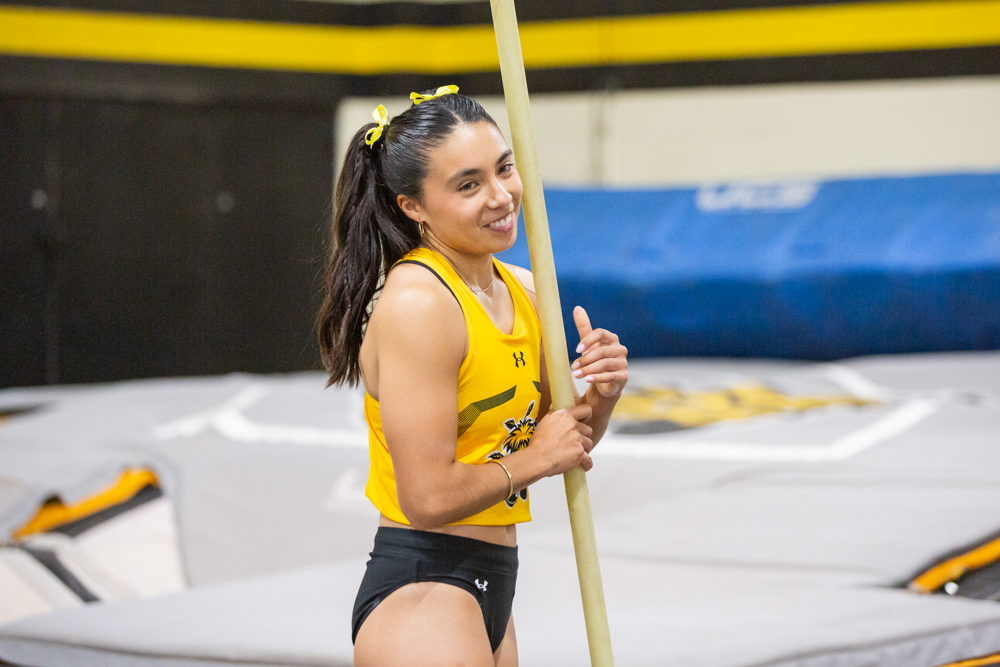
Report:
1,352,998,665
0,373,378,586
0,560,363,667
2,550,1000,667
528,352,1000,586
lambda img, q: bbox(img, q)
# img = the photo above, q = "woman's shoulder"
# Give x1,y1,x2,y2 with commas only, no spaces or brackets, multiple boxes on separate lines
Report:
377,261,462,321
366,260,468,367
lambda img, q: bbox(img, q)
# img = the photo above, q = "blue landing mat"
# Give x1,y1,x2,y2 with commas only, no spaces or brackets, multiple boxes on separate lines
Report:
497,172,1000,359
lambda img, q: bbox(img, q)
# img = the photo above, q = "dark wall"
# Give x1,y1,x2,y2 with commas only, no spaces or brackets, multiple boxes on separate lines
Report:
1,97,333,388
1,99,50,387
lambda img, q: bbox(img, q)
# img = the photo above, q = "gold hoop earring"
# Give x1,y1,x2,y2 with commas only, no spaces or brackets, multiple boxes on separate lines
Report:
418,221,424,238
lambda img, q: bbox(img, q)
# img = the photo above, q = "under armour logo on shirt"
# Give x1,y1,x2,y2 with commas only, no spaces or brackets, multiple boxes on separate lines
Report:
475,578,488,592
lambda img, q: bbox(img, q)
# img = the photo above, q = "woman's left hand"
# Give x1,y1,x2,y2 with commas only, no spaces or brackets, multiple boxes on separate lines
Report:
571,306,628,399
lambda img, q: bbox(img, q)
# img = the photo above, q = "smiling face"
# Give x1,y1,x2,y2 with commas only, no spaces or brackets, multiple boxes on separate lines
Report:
396,121,522,258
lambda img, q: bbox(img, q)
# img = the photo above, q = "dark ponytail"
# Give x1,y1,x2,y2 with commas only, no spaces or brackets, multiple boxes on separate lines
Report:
316,91,497,386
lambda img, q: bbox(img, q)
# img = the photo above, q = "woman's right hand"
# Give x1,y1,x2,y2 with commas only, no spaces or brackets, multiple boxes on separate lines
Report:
530,404,595,475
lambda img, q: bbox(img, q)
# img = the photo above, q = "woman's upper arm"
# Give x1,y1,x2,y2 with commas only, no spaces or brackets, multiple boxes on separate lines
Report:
372,268,467,518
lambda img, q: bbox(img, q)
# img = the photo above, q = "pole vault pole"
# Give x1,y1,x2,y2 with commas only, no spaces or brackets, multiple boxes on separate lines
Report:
489,2,615,665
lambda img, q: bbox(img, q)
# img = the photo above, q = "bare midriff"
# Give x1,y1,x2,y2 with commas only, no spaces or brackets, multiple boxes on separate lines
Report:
379,514,517,548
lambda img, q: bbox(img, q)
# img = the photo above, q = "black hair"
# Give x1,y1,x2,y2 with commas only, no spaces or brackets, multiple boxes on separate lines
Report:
317,91,498,386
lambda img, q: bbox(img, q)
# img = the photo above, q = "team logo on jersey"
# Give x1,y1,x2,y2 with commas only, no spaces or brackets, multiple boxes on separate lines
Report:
487,400,536,508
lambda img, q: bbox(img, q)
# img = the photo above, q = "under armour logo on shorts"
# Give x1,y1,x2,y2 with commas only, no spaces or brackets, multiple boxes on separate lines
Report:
475,578,488,592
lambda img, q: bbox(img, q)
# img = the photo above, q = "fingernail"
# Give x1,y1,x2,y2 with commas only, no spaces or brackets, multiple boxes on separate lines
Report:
585,376,594,383
572,361,580,370
573,370,583,378
576,343,584,353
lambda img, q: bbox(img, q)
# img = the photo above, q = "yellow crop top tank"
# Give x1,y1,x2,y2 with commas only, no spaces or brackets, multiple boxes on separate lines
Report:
364,247,542,526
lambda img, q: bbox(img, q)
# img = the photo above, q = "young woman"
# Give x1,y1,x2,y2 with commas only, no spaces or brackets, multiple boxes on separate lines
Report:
317,88,628,667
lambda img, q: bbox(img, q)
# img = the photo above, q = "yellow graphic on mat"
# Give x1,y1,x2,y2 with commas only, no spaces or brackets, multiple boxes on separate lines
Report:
13,468,159,539
932,654,1000,667
908,535,1000,594
613,384,873,434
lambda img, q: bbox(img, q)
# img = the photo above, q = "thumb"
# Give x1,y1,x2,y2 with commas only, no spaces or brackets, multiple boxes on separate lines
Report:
568,403,593,422
573,306,592,351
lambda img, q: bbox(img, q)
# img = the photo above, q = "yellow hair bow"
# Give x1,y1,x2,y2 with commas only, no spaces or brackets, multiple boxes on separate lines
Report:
410,85,459,106
364,104,389,148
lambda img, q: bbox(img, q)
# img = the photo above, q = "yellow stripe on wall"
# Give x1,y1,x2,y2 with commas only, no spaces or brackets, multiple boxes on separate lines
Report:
527,1,1000,68
0,1,998,74
0,6,494,74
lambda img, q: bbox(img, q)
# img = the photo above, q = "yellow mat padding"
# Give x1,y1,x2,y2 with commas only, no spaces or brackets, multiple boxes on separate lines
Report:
13,468,159,539
934,653,1000,667
909,536,1000,593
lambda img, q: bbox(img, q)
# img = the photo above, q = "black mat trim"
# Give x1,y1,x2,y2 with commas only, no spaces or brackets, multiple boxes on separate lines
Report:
20,546,100,602
943,559,1000,601
51,483,163,537
0,404,45,420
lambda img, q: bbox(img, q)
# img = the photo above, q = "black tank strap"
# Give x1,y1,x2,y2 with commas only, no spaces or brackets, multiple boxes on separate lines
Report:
395,260,460,306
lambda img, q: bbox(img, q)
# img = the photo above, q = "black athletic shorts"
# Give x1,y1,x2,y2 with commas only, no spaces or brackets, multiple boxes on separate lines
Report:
352,526,519,653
